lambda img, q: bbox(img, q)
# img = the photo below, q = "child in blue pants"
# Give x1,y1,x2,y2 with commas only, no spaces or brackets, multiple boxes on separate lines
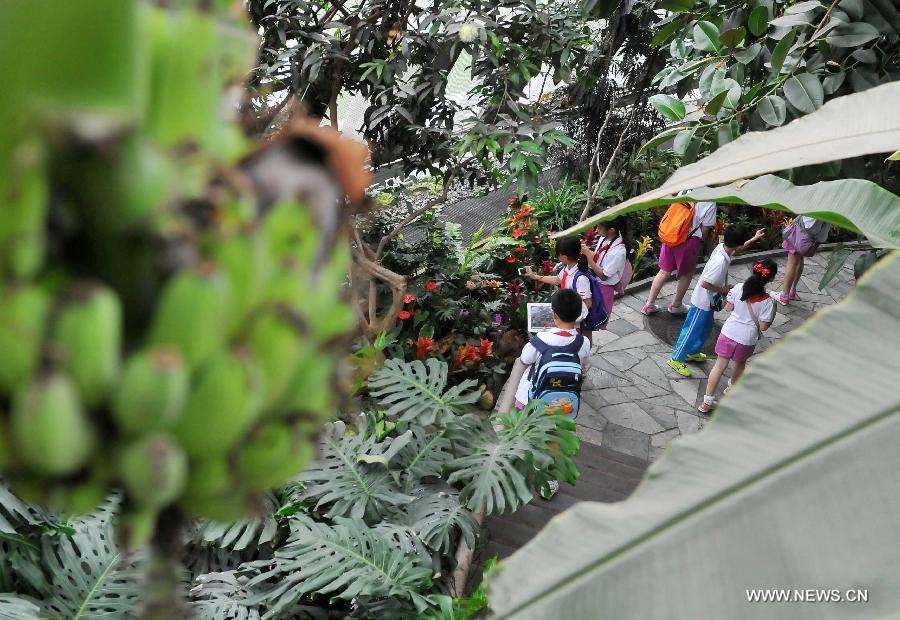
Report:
668,225,765,378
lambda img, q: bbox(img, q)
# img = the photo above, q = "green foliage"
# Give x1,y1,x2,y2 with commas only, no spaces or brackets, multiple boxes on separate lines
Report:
529,179,588,232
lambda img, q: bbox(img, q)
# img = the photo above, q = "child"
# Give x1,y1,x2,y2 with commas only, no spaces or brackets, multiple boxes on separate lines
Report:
525,235,592,328
699,258,778,413
668,225,766,378
513,288,590,411
777,216,831,305
581,216,629,329
642,198,717,316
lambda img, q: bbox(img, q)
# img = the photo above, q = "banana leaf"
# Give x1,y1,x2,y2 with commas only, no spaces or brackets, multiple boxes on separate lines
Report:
563,82,900,238
490,251,900,619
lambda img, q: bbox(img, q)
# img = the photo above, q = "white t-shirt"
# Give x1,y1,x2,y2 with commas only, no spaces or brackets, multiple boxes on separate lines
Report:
592,235,627,286
559,263,591,322
515,330,591,405
691,202,717,238
690,243,732,311
721,283,777,345
799,216,832,243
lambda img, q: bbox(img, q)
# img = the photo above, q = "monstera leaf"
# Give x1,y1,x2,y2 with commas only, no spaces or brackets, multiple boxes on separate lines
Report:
368,358,481,426
0,595,41,620
195,493,279,552
490,252,900,619
243,516,433,618
565,82,900,240
403,483,480,555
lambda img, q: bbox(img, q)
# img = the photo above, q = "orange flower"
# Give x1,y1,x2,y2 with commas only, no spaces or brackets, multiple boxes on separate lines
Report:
426,281,438,291
403,293,415,304
514,246,525,253
505,255,517,263
487,280,502,288
477,338,494,358
416,337,435,360
399,310,413,320
512,227,525,239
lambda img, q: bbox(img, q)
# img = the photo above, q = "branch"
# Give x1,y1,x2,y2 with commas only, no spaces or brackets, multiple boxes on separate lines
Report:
374,170,455,259
583,107,637,221
255,93,293,138
580,95,617,221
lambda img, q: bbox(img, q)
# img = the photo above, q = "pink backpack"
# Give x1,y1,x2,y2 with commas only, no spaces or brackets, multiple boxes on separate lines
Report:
614,260,633,295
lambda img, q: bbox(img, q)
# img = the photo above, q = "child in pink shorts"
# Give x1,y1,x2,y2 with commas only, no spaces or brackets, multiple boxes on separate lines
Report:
698,258,778,413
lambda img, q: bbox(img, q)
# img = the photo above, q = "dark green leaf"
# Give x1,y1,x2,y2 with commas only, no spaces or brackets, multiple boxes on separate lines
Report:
673,128,696,155
818,243,852,289
823,71,846,94
851,48,877,63
850,67,879,92
839,0,864,20
639,127,682,152
783,73,824,113
826,21,880,46
704,89,730,115
683,127,708,164
769,29,797,74
649,94,687,121
661,0,695,11
584,0,624,19
734,42,762,64
757,95,787,126
769,12,815,27
720,26,747,48
651,21,680,46
693,21,721,52
748,6,769,36
717,120,740,147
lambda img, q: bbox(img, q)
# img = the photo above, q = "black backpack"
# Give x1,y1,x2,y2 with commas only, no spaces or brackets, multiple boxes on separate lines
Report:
527,335,585,420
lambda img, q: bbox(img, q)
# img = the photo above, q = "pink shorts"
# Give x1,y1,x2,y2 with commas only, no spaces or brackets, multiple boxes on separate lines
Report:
715,334,756,363
782,239,819,257
659,236,702,277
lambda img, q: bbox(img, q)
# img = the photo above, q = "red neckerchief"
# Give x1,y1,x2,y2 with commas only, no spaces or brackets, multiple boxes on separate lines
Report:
747,293,769,303
560,266,573,288
553,330,575,337
593,235,622,264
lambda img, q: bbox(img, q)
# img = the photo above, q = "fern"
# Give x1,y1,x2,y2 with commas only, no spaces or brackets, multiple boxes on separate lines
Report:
243,516,433,618
299,420,415,522
367,359,480,426
41,499,144,620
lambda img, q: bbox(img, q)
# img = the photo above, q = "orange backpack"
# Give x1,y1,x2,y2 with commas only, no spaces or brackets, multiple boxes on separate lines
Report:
657,202,697,246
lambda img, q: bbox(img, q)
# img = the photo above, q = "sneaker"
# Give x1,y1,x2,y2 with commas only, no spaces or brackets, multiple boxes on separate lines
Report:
789,289,800,300
723,386,733,396
776,292,790,306
641,302,659,315
668,303,688,315
697,401,713,414
685,352,707,363
667,359,692,377
541,479,560,500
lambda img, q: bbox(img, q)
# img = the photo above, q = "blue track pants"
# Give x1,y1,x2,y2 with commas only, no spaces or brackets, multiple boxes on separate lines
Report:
671,306,714,362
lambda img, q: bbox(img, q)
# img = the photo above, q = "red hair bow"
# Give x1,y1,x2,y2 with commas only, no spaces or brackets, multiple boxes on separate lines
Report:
753,263,771,278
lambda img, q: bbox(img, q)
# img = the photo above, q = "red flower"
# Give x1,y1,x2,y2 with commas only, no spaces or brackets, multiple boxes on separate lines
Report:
399,310,413,320
505,255,517,263
453,344,478,369
426,281,438,291
416,337,435,360
514,246,525,253
403,293,415,304
541,259,556,275
477,338,494,359
512,227,525,239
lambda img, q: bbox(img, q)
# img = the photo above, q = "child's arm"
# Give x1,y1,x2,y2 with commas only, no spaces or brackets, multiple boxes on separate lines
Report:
524,267,561,285
700,279,730,295
758,321,772,331
581,242,609,280
737,228,766,253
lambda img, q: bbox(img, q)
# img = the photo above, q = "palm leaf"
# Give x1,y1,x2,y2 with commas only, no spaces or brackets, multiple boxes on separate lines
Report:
243,516,433,618
0,594,41,620
41,499,143,620
368,358,480,426
563,82,900,238
299,420,415,522
490,251,900,619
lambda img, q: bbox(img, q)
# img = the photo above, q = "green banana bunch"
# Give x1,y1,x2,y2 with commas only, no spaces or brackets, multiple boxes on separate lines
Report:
11,374,97,476
0,140,47,280
113,346,189,435
53,284,122,407
119,433,188,509
0,284,49,394
238,421,314,489
148,263,232,369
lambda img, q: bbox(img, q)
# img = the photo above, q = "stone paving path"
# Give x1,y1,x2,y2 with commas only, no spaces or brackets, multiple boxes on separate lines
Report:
575,248,859,462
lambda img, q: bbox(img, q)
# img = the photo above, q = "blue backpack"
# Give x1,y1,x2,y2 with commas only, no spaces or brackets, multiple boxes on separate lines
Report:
572,270,609,330
527,335,586,420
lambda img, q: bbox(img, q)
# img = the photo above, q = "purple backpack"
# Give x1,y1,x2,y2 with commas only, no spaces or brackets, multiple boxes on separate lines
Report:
572,271,610,330
782,218,817,256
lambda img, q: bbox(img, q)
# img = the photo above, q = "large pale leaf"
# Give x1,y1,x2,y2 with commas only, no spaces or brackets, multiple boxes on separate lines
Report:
564,82,900,237
0,595,41,620
490,252,900,619
196,493,278,552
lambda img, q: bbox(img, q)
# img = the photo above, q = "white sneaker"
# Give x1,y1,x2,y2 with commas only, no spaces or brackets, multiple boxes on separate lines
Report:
541,480,560,500
641,302,659,315
668,303,688,315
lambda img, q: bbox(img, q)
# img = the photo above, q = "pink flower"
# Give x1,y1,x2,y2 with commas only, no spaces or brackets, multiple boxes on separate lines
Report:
404,294,415,304
399,310,413,320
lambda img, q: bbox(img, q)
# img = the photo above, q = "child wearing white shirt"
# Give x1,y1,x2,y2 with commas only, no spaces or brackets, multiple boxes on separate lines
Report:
778,216,832,305
581,216,629,330
699,258,778,413
668,225,765,378
525,236,592,325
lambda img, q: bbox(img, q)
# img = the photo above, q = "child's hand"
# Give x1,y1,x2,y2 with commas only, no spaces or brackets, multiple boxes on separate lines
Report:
580,242,593,258
523,266,537,279
752,228,765,241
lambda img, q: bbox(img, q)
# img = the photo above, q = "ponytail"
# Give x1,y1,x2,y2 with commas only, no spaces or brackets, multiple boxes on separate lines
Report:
577,255,589,272
741,258,778,300
611,216,632,256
